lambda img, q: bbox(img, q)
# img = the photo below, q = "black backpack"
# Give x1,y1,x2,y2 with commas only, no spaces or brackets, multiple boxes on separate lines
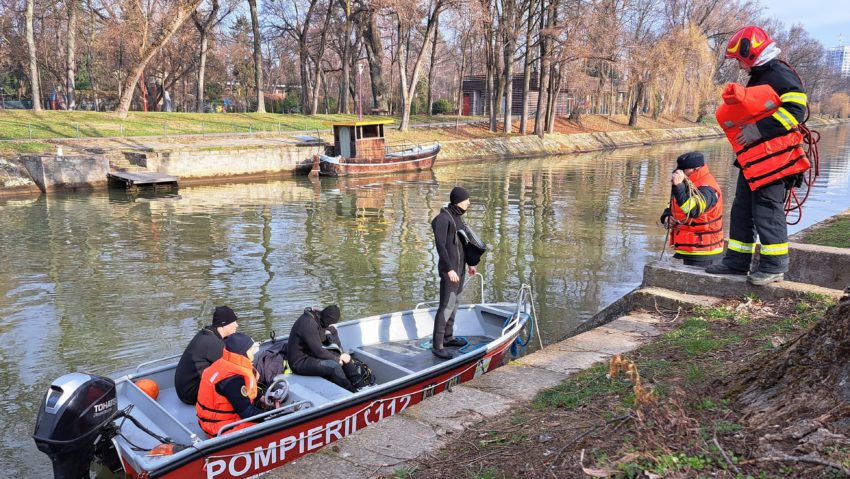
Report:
254,339,289,389
342,358,376,390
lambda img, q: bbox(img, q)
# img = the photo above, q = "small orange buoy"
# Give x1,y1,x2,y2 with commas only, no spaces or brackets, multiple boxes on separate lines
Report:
135,378,160,400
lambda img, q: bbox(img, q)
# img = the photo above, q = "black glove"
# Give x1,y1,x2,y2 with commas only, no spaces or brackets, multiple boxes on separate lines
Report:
659,208,671,226
783,173,804,189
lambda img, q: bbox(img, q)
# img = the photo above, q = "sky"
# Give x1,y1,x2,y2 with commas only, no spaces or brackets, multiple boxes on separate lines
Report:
759,0,850,48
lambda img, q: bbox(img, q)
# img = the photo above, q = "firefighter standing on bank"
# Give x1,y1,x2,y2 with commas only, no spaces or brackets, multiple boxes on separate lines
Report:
706,26,808,285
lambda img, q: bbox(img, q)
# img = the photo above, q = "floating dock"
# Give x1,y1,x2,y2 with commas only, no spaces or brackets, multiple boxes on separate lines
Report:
107,171,179,189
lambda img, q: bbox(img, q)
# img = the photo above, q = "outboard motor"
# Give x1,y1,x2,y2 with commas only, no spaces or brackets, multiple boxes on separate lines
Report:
33,373,119,479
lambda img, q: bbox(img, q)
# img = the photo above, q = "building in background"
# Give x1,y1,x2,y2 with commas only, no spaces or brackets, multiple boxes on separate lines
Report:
827,45,850,78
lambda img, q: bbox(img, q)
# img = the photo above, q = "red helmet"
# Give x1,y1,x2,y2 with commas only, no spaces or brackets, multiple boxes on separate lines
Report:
726,26,773,68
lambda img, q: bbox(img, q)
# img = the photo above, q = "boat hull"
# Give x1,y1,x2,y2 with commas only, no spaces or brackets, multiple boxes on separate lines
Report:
130,337,515,479
318,145,439,177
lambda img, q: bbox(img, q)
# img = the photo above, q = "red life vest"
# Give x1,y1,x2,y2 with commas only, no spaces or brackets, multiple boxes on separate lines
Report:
196,349,258,437
715,83,810,190
669,166,724,256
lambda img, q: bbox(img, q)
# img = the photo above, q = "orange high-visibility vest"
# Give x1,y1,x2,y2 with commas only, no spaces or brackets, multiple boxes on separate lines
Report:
715,83,810,190
196,349,258,437
669,166,724,256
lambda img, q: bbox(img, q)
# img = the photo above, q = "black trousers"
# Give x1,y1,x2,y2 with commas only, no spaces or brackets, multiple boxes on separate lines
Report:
433,272,464,349
722,171,789,273
292,357,354,392
676,254,721,267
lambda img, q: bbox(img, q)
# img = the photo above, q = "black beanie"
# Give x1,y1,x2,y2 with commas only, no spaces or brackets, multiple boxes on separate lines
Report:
676,152,705,170
450,186,469,205
212,306,238,327
320,304,341,327
224,333,254,356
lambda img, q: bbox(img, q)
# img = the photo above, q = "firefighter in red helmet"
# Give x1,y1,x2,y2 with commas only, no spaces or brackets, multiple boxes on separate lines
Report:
706,26,808,285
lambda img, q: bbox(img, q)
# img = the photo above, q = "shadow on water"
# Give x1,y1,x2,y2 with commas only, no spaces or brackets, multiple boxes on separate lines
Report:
1,126,849,476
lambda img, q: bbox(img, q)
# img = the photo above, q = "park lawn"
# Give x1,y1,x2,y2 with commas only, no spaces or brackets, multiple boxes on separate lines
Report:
797,214,850,248
0,141,53,156
0,110,473,140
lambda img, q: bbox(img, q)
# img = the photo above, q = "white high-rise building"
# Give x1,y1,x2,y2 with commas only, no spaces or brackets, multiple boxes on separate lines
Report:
827,45,850,78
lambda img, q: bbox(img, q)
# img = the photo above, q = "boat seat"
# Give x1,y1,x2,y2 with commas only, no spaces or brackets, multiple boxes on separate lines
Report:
155,386,206,438
276,373,352,407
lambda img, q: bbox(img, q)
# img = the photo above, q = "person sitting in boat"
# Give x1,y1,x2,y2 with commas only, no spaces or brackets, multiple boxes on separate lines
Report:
174,306,240,405
287,305,356,392
196,333,264,436
430,186,480,359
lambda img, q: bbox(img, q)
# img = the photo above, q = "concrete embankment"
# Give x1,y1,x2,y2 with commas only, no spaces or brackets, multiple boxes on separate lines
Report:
270,238,849,478
1,117,847,197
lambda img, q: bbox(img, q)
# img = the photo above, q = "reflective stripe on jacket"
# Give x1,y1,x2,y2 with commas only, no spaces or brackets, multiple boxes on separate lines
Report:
669,166,724,256
715,83,810,191
196,348,258,436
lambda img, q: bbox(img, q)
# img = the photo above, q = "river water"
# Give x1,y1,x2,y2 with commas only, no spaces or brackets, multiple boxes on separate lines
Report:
2,125,849,477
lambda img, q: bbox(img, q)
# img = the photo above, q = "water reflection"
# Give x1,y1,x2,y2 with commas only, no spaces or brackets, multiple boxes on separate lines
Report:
1,126,849,476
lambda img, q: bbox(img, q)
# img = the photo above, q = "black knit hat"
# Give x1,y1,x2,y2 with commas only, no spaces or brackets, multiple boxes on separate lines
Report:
224,333,254,356
676,152,705,170
320,305,341,327
212,306,238,327
450,186,469,205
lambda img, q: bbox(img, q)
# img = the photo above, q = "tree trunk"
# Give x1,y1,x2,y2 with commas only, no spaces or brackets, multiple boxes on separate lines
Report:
65,0,77,109
197,31,208,112
86,0,98,111
248,0,265,113
502,45,513,134
426,16,439,116
115,1,203,118
361,8,388,111
455,33,468,115
337,9,352,114
534,48,549,137
309,0,334,115
519,1,535,135
25,0,42,111
397,2,442,131
628,80,644,127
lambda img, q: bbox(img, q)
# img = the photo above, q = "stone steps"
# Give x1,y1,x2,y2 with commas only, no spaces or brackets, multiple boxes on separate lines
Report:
642,261,844,303
631,285,724,312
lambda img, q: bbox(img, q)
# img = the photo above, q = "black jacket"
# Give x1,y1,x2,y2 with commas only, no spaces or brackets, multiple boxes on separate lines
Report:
431,206,466,275
749,59,807,140
174,326,224,404
216,375,265,420
287,309,339,372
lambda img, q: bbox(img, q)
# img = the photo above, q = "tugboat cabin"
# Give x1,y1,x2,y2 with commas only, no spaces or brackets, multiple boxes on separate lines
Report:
331,118,394,161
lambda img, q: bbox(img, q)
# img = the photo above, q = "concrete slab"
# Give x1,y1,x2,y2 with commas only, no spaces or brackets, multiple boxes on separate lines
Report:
314,413,445,475
266,452,371,479
786,242,850,291
402,384,515,432
465,364,569,401
519,348,608,374
598,312,662,337
642,261,843,302
631,286,724,311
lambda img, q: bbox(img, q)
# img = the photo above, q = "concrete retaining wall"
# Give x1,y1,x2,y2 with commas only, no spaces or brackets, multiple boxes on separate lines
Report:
141,143,327,178
13,154,110,193
438,126,726,164
0,158,40,196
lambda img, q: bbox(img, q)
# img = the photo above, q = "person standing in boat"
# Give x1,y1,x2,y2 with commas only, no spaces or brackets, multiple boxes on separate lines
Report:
174,306,240,405
287,305,356,391
196,333,264,436
430,186,477,359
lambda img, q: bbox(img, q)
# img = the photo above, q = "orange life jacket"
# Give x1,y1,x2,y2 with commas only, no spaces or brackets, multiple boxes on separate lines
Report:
715,83,810,191
196,349,258,437
669,166,724,256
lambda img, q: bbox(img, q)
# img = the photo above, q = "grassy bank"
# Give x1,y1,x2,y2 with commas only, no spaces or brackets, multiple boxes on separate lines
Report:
797,214,850,248
402,293,849,479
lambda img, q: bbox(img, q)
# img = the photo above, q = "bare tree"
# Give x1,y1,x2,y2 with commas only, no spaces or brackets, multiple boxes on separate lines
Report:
396,0,444,131
65,0,78,109
114,0,205,118
358,2,389,111
25,0,42,110
192,0,221,112
247,0,265,112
